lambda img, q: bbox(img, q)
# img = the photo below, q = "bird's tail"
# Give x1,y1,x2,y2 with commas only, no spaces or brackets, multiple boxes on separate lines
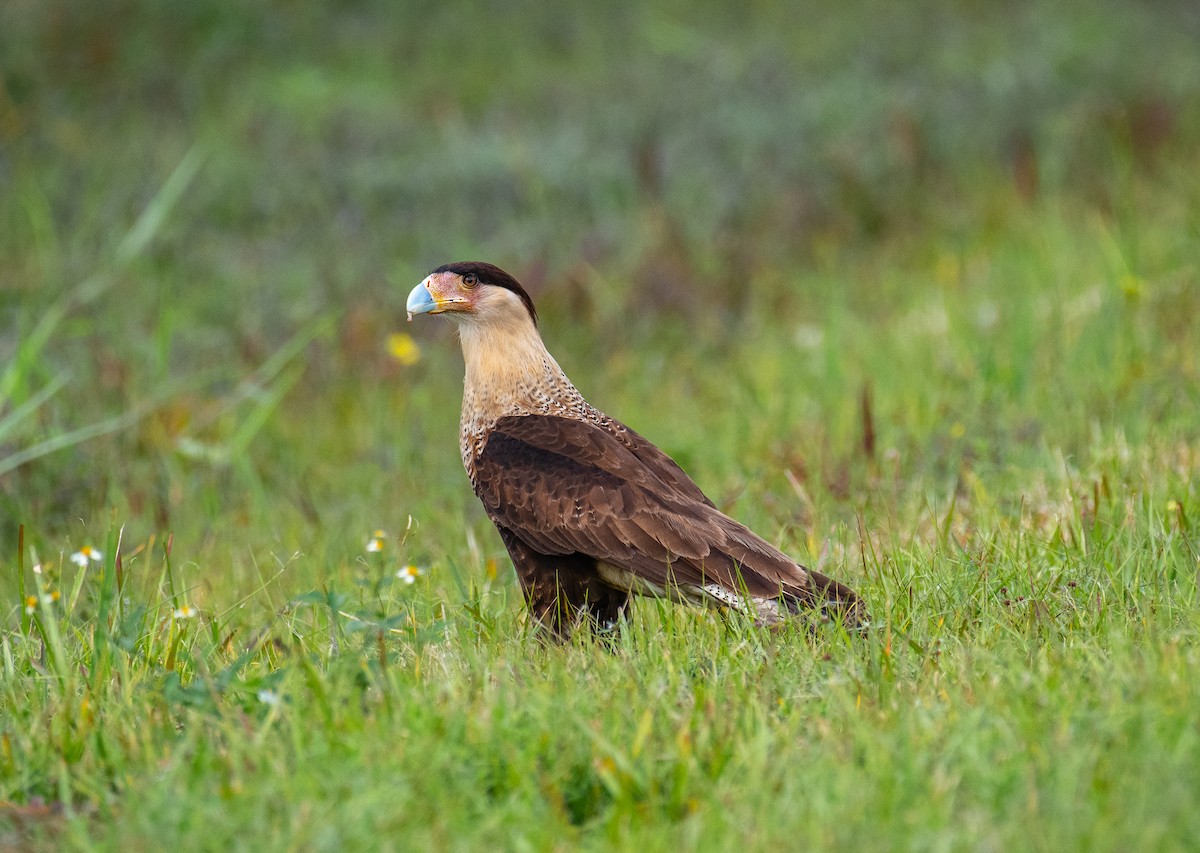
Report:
790,568,869,629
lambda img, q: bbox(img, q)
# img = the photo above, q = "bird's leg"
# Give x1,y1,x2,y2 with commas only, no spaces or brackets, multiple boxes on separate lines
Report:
498,529,630,641
521,563,631,642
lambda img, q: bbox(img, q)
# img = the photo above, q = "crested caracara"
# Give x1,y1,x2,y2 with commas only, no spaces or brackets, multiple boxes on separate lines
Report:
406,262,865,638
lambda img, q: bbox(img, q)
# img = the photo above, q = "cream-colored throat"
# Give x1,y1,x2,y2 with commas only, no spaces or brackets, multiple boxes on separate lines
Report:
453,289,598,474
457,317,590,477
458,321,569,417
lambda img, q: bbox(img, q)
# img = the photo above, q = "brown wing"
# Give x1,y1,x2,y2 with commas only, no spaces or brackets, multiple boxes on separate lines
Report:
472,414,830,603
605,421,717,509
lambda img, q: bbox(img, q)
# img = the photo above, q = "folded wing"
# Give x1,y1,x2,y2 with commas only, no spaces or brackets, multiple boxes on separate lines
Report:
473,414,857,610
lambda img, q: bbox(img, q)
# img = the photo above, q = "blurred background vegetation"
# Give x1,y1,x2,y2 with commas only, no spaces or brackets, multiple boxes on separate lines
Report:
1,0,1198,580
4,5,1200,843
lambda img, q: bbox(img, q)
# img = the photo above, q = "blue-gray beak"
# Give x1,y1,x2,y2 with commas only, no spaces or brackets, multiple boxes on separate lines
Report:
405,281,437,321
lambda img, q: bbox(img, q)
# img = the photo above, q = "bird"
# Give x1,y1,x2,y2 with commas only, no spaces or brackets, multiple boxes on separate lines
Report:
406,261,865,639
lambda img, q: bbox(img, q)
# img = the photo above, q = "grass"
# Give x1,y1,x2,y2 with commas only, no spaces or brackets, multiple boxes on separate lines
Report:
2,1,1200,849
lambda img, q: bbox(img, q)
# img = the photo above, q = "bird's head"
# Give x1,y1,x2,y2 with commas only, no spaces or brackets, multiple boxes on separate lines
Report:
406,262,538,329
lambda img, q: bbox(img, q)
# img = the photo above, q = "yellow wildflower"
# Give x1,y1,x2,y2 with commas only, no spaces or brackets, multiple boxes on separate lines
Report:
387,333,421,367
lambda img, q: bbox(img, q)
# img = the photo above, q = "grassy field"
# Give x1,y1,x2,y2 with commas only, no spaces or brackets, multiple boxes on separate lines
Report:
3,1,1200,849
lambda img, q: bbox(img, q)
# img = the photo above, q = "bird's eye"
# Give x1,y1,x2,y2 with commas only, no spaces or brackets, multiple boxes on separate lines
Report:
462,273,479,288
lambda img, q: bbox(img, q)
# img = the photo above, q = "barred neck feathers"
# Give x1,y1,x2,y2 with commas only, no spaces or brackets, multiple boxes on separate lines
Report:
458,317,579,423
456,289,591,475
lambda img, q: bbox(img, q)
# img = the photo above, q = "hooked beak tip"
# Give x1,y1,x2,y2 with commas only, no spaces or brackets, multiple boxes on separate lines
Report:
405,281,437,318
